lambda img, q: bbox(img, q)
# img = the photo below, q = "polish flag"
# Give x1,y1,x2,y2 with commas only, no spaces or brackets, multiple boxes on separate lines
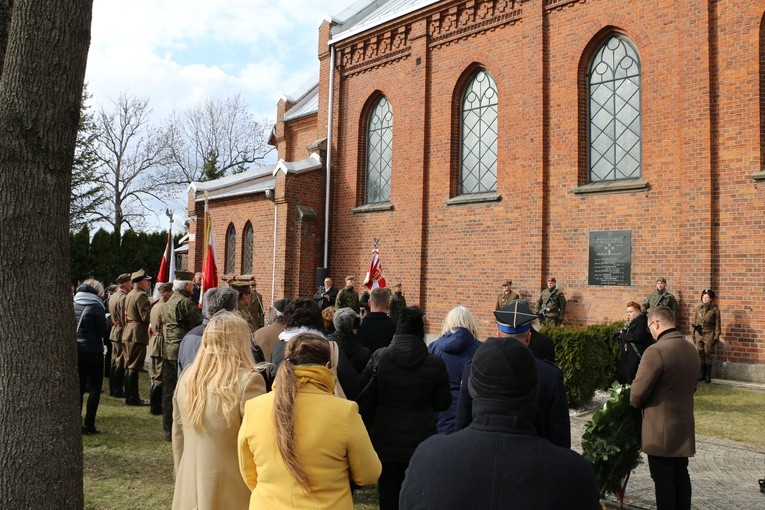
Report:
152,227,176,301
200,205,218,306
363,248,386,290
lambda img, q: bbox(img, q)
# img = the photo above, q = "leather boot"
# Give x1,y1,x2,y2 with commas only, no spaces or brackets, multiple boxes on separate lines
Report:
698,363,706,382
113,366,125,398
126,371,147,406
704,363,712,384
108,365,117,396
149,385,163,415
124,370,133,404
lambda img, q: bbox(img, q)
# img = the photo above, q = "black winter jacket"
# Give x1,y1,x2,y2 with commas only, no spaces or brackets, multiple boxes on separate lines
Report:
359,333,451,462
327,330,371,375
400,398,600,510
74,285,109,354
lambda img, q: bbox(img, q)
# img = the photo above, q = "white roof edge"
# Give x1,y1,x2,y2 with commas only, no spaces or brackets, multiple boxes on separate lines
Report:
279,94,295,103
194,184,275,203
329,0,441,45
273,152,323,176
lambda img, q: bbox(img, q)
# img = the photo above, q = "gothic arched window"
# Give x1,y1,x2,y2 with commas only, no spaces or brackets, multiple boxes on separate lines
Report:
366,96,393,203
225,224,236,274
242,222,253,274
460,69,498,194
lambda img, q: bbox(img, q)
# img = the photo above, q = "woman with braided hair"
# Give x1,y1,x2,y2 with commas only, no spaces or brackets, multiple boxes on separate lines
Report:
238,333,380,509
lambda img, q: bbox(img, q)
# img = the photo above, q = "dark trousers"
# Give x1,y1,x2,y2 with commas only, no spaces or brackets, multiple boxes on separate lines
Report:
162,359,178,436
379,460,408,510
78,351,104,429
648,455,692,510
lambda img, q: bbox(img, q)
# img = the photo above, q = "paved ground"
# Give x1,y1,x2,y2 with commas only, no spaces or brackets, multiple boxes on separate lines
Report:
570,381,765,509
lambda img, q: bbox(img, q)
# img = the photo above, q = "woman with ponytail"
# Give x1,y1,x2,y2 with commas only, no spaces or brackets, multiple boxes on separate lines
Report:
238,333,381,509
172,312,266,510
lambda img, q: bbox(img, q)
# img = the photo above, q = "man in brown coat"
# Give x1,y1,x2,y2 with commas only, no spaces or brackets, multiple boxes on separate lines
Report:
107,273,132,398
123,269,152,406
631,305,699,510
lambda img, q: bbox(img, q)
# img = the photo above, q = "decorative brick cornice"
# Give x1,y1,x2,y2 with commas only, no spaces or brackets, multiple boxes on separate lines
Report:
337,26,411,77
544,0,586,12
428,0,522,49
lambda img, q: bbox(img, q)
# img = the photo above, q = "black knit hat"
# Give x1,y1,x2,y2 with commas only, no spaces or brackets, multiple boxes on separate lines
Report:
468,337,538,402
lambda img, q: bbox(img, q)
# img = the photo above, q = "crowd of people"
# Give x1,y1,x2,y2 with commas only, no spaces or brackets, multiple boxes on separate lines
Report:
72,271,720,510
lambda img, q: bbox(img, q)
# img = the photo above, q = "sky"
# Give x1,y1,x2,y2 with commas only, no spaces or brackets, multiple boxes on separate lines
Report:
85,0,354,231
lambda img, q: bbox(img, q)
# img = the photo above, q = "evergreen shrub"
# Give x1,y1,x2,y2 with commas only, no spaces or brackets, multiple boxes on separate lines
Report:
542,322,622,408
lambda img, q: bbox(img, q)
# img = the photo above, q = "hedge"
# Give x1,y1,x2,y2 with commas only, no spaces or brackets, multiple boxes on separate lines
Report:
541,322,623,408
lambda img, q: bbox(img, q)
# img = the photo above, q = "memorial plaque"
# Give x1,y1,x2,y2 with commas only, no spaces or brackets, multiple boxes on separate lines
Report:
588,231,631,286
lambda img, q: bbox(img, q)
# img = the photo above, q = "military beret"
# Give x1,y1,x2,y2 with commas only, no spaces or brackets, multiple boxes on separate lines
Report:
158,282,173,293
502,279,512,286
345,275,355,281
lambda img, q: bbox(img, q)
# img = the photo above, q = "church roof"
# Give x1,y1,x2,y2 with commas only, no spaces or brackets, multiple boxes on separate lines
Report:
189,153,323,202
328,0,441,42
284,81,319,122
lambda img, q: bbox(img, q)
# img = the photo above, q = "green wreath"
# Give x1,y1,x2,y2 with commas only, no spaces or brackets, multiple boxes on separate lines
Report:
581,382,643,507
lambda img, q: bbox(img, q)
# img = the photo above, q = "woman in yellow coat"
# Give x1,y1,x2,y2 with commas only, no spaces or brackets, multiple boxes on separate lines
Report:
238,333,381,509
172,312,266,510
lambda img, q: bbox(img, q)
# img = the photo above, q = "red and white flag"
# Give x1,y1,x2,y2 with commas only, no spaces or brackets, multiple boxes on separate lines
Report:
200,202,218,307
363,248,386,290
152,225,176,301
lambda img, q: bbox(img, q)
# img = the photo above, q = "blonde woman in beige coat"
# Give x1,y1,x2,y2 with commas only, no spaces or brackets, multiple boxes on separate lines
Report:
172,312,266,510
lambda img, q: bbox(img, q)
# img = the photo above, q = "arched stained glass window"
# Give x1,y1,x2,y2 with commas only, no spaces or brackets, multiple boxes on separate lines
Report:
589,35,642,182
225,224,236,274
460,69,498,194
242,222,253,274
366,96,393,204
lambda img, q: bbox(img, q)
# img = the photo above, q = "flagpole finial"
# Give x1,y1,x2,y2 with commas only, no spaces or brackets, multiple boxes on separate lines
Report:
166,209,174,224
373,238,379,248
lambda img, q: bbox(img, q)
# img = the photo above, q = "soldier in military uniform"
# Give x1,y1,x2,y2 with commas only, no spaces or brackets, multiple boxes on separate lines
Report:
229,278,258,332
107,273,132,398
147,282,173,415
642,277,680,317
495,279,520,311
389,282,407,320
161,279,202,440
692,289,721,383
123,269,152,406
247,279,265,330
536,277,566,327
335,275,360,312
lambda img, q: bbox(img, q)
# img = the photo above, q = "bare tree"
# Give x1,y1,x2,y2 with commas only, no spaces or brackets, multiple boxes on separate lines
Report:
0,0,92,507
91,92,172,240
166,93,273,182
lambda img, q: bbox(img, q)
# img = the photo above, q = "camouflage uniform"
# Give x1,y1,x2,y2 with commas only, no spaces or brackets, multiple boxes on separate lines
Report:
642,290,679,316
161,289,202,438
390,290,407,320
537,287,566,326
336,285,360,313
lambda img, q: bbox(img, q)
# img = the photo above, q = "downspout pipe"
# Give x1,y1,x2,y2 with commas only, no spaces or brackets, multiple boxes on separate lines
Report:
324,43,335,269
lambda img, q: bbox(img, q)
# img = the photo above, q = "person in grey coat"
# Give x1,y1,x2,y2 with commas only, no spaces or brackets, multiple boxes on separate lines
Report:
74,279,110,434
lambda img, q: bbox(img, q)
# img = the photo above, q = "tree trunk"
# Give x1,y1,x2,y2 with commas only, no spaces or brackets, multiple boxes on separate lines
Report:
0,0,93,507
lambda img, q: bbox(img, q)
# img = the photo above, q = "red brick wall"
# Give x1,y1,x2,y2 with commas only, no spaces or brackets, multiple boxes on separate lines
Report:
188,0,765,369
323,0,765,365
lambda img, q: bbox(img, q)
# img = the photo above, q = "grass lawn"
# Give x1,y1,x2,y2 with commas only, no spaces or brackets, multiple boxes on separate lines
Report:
83,379,765,509
694,383,765,448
